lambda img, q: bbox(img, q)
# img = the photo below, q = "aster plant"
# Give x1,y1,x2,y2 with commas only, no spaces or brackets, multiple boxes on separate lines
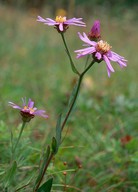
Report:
5,15,127,192
31,16,127,191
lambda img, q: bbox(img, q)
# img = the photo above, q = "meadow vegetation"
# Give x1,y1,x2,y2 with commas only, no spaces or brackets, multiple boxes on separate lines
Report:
0,4,138,192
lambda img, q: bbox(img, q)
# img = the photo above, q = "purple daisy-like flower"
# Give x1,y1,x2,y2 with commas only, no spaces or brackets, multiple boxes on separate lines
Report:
37,15,86,32
9,98,48,122
75,32,127,77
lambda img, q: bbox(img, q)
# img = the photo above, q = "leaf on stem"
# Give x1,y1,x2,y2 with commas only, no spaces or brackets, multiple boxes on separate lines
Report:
37,178,53,192
51,137,58,154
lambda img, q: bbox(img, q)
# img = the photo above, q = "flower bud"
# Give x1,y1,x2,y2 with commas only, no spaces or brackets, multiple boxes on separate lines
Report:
88,20,101,41
63,171,67,175
63,161,67,166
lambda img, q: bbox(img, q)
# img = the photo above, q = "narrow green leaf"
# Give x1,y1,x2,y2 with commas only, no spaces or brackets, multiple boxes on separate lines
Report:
56,114,62,147
34,146,50,188
4,161,17,187
37,178,53,192
51,137,57,154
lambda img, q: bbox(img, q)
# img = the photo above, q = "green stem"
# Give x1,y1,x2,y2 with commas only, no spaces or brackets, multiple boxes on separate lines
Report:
13,121,26,155
61,60,95,131
33,60,95,191
61,33,80,75
81,59,95,76
61,74,83,131
33,152,54,192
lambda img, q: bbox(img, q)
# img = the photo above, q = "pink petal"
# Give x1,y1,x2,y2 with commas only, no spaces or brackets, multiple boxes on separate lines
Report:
34,110,48,118
37,16,46,22
117,60,127,68
95,52,102,60
45,18,56,23
28,99,34,108
59,23,64,31
8,102,21,110
103,55,115,72
75,47,96,58
65,18,86,26
78,32,97,46
106,65,111,77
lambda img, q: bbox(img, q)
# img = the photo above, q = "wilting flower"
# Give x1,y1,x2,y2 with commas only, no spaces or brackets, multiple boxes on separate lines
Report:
9,98,48,122
88,20,101,41
37,15,86,32
75,32,127,77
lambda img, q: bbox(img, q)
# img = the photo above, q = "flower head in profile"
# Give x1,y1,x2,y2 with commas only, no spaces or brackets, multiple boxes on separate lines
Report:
9,98,48,122
37,15,86,32
88,20,101,41
75,32,127,77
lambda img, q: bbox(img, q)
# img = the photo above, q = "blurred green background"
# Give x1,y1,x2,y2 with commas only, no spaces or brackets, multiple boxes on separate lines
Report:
0,0,138,191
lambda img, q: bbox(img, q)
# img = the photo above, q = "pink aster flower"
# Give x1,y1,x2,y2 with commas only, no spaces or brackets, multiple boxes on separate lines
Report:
9,98,48,122
75,32,127,77
37,15,86,32
88,20,101,41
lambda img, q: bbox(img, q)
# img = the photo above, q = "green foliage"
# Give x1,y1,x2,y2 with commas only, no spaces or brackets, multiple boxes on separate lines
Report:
56,114,62,147
3,161,17,188
34,146,51,190
51,137,58,154
37,178,53,192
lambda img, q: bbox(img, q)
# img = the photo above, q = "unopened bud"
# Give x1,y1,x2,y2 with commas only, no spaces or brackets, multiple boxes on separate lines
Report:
88,20,101,41
63,171,67,175
63,161,67,166
78,164,82,169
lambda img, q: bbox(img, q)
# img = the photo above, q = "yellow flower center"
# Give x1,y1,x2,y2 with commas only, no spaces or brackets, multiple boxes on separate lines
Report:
55,16,66,23
23,106,35,113
96,40,111,53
